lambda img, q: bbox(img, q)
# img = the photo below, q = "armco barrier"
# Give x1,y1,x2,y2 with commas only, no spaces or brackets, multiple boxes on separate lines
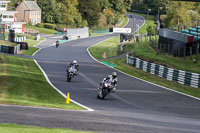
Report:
126,55,200,88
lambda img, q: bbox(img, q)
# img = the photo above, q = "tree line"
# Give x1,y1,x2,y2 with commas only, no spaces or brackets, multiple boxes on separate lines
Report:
132,0,200,28
9,0,132,28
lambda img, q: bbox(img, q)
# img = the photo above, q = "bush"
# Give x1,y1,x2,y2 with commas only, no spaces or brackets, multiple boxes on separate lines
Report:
36,23,56,30
43,23,56,30
36,23,44,28
56,24,70,30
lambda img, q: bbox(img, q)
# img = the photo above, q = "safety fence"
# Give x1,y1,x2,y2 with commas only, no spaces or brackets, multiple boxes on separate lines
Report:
15,36,26,42
126,55,200,88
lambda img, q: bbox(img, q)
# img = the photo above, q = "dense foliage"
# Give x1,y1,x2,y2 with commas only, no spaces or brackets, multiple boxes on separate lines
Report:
131,0,200,28
9,0,132,28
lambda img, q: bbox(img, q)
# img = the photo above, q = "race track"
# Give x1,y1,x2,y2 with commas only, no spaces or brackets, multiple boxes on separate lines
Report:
1,14,200,133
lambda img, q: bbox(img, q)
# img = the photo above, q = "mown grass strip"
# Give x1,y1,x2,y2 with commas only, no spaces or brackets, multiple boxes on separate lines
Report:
0,40,18,47
0,123,95,133
89,37,120,59
24,25,57,34
0,55,84,110
124,40,200,74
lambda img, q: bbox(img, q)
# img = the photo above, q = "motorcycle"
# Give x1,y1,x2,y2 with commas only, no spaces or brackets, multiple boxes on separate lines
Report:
97,80,114,100
56,41,59,48
66,66,77,82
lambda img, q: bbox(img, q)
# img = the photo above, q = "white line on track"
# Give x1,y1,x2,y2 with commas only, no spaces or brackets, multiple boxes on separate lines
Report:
0,104,91,112
32,48,41,56
33,38,46,48
34,59,94,112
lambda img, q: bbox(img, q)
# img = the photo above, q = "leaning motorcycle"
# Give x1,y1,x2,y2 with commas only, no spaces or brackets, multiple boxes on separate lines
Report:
97,80,113,100
66,66,76,82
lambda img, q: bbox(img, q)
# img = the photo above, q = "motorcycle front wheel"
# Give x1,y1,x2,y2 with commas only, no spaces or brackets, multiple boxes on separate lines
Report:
101,88,108,100
67,74,71,82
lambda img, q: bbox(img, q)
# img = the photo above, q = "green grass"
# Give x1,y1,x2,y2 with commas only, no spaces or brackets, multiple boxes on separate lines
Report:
89,15,128,37
89,33,105,37
128,11,156,34
89,37,120,59
88,37,200,98
0,40,18,47
118,16,129,28
125,40,200,74
24,25,57,34
4,32,36,40
0,123,94,133
20,38,45,56
0,55,84,110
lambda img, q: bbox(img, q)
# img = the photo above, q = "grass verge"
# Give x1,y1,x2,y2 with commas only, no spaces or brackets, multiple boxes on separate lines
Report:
0,40,18,47
89,36,120,59
128,11,156,34
118,16,129,28
0,123,94,133
104,58,200,98
123,39,200,74
24,25,57,34
90,15,128,37
0,55,84,110
88,37,200,98
20,38,45,56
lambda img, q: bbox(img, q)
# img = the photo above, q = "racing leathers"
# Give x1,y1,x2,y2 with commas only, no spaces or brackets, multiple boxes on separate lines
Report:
67,63,79,76
99,74,117,92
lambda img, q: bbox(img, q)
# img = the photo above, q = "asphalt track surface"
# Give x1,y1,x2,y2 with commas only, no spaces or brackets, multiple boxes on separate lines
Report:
1,14,200,133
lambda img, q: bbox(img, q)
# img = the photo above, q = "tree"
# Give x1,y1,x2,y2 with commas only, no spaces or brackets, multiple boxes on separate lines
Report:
106,0,132,25
78,0,101,27
58,0,84,27
8,0,21,10
37,0,62,23
99,0,110,12
164,1,193,27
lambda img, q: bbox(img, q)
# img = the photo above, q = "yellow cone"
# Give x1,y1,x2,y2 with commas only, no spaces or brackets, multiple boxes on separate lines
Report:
66,93,70,104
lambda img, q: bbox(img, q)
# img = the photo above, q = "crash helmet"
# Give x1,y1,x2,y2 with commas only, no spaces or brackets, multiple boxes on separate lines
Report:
73,60,77,65
112,72,117,79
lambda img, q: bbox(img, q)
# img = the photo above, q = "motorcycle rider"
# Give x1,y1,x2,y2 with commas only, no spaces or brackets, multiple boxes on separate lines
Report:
99,72,118,93
67,60,79,76
56,40,60,48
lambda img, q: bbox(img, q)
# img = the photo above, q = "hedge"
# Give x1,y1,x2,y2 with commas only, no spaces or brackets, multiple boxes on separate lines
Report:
36,23,56,30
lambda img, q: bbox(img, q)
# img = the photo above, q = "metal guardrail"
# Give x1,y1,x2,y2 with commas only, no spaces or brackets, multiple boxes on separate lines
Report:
126,55,200,88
